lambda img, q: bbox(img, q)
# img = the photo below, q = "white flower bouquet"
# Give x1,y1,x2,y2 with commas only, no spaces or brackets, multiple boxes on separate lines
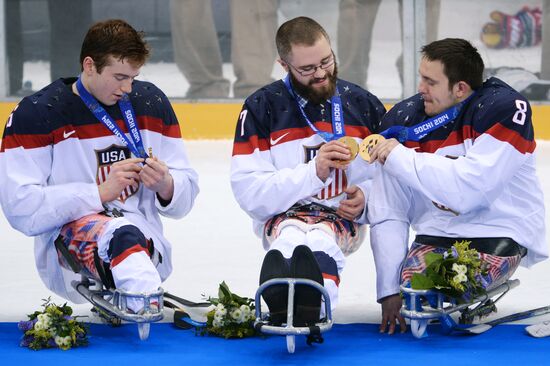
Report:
18,298,88,350
410,240,488,302
203,282,256,339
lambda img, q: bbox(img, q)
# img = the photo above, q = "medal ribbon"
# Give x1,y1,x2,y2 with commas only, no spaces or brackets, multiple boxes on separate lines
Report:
283,74,345,142
380,93,475,143
76,77,148,159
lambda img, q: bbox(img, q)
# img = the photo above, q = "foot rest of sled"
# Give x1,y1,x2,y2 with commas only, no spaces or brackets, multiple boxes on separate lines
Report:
72,279,164,324
254,278,333,353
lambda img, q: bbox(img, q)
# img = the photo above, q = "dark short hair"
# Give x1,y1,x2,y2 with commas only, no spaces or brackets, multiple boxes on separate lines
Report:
79,19,150,73
421,38,484,90
275,16,330,60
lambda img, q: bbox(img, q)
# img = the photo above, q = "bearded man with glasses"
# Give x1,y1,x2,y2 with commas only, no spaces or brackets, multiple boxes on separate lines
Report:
231,16,385,329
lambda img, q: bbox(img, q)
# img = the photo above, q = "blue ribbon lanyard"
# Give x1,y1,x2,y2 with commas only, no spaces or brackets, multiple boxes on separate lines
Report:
283,75,345,142
380,93,475,143
76,77,149,159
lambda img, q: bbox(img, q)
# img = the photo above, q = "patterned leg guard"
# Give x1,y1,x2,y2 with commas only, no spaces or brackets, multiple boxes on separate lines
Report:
402,242,522,292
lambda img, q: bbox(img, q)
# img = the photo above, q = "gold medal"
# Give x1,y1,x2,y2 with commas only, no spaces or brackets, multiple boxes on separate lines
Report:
338,136,359,163
359,134,385,162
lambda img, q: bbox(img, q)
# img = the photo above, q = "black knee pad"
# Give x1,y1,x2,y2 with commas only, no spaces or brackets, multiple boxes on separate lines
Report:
107,225,148,260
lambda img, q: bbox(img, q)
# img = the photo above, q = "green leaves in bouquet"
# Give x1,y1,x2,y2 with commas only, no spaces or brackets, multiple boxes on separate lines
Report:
409,240,488,302
18,297,88,350
202,282,256,339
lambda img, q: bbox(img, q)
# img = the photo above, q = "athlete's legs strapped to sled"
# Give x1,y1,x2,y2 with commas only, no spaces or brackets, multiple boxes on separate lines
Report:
256,204,359,351
400,235,526,338
257,245,332,353
56,213,163,314
265,221,345,315
263,204,363,315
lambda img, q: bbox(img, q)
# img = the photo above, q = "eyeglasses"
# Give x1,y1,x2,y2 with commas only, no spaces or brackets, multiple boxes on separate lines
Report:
284,53,335,77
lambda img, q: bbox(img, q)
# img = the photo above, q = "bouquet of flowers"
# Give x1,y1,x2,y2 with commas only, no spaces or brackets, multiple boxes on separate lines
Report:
18,298,88,350
410,240,488,302
203,281,256,339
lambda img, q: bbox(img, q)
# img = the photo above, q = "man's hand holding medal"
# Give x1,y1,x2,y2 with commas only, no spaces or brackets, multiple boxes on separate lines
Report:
315,138,357,182
359,134,400,164
98,151,174,204
315,134,399,173
315,136,364,220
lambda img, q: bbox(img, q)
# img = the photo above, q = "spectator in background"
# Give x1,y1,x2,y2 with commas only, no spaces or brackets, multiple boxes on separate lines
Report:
5,0,92,96
337,0,440,92
541,0,550,80
48,0,93,81
5,0,23,95
170,0,277,98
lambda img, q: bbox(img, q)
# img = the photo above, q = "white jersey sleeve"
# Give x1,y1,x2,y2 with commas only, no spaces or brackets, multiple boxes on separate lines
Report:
384,132,528,215
0,100,104,236
368,168,411,300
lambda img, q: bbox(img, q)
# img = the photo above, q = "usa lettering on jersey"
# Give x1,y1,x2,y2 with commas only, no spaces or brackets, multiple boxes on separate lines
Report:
95,144,136,202
304,143,348,200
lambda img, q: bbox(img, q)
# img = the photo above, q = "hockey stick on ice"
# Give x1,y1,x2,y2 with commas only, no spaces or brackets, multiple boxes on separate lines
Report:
164,291,212,307
456,305,550,335
163,292,212,330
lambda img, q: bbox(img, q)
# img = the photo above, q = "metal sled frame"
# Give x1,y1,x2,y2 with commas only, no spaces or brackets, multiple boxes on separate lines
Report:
254,278,333,354
401,279,520,338
72,276,164,340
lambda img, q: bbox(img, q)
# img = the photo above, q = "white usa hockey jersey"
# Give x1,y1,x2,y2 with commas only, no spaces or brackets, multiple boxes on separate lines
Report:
231,78,386,238
0,78,199,302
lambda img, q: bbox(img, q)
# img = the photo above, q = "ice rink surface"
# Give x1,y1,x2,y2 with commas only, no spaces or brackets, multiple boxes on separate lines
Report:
1,140,549,325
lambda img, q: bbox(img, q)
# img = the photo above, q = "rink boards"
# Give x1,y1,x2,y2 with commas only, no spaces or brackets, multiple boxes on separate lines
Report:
2,101,550,140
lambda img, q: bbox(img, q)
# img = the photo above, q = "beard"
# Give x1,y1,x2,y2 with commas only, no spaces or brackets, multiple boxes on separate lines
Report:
290,63,338,105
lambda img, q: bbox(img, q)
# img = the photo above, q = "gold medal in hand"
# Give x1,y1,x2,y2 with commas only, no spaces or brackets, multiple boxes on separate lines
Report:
359,134,385,163
338,136,359,163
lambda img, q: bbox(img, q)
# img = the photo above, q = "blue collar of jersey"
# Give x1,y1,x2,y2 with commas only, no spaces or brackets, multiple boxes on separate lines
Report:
381,92,476,143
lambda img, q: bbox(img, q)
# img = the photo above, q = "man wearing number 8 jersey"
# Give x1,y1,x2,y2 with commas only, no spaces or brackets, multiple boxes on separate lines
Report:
231,17,385,327
367,38,547,335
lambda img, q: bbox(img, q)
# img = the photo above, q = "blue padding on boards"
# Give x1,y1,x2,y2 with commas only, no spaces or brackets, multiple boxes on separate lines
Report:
1,322,548,365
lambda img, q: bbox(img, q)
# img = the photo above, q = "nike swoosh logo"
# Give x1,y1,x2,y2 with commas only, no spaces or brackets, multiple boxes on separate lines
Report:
270,132,289,146
63,130,76,139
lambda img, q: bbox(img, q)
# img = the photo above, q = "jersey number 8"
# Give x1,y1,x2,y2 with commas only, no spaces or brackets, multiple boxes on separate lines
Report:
512,99,528,126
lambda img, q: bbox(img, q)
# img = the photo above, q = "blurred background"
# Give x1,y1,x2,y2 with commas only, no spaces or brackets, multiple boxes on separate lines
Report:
1,0,549,103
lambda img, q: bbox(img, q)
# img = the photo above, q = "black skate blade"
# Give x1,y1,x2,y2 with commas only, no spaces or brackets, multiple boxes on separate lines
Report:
290,245,324,327
259,249,290,325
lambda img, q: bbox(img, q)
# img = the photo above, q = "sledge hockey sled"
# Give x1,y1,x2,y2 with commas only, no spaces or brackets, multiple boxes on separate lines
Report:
400,279,520,338
56,237,164,340
72,276,164,340
254,278,333,354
